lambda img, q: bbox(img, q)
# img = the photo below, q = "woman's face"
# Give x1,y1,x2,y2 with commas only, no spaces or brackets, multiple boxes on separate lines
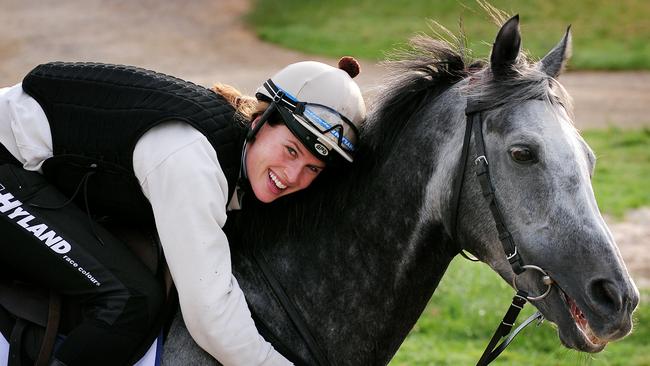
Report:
245,120,326,203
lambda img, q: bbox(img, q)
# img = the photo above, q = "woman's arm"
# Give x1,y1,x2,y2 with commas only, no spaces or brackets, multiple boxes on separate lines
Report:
133,122,291,366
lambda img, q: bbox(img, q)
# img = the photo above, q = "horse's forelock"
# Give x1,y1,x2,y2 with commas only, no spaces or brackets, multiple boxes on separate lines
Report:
464,56,574,122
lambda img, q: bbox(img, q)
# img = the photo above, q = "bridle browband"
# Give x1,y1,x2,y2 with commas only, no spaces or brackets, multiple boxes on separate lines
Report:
450,96,554,365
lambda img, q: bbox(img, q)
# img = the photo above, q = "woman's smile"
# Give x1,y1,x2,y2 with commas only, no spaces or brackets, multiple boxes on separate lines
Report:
246,121,325,203
268,169,288,191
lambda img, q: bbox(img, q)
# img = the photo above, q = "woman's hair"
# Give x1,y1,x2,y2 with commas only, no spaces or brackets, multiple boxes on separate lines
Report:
212,83,271,124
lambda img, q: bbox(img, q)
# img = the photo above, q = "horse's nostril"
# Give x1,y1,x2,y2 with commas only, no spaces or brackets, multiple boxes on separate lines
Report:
590,279,623,312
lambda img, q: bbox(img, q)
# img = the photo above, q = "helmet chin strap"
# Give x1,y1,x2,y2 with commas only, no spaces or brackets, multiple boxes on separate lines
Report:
239,140,249,181
248,83,293,142
240,100,279,197
236,139,252,207
246,101,278,142
241,99,280,189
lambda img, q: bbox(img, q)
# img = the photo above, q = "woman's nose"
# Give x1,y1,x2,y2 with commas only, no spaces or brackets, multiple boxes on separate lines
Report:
284,162,302,184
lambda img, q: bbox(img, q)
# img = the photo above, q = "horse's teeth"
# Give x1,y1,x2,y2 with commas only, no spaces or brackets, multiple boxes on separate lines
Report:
566,292,607,346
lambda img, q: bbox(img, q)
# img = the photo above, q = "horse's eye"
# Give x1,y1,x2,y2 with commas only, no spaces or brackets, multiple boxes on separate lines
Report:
509,147,536,163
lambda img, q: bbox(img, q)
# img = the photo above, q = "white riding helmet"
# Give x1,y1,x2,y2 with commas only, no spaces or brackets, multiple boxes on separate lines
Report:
252,57,366,164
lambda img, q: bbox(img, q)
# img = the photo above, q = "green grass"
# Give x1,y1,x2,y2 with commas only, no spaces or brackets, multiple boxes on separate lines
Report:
390,258,650,366
583,128,650,218
247,0,650,70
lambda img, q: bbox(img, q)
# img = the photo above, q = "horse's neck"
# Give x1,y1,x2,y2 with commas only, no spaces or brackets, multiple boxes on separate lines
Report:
244,92,465,365
323,94,466,363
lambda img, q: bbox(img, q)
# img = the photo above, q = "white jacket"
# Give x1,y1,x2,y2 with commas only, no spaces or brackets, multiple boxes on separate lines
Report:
0,83,291,366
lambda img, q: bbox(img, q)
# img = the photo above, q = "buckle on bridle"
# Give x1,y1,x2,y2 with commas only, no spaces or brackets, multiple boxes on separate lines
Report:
506,246,518,260
475,155,488,166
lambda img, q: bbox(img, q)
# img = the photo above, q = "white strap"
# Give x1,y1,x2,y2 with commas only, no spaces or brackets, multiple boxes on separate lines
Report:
133,335,163,366
0,332,8,366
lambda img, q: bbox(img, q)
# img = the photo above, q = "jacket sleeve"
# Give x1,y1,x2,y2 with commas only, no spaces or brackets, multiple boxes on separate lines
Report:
133,122,292,366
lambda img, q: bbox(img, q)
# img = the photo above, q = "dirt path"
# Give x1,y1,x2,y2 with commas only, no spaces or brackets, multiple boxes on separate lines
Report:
1,0,648,287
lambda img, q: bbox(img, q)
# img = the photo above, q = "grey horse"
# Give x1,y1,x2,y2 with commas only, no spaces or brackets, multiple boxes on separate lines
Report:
162,15,639,365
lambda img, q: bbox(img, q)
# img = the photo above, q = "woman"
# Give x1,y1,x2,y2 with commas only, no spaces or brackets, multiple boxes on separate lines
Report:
0,57,366,365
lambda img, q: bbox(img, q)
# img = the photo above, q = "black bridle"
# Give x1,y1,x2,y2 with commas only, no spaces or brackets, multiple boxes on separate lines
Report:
450,97,554,365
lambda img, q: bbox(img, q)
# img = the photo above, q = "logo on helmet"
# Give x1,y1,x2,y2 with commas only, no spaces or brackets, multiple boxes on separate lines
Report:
314,143,329,156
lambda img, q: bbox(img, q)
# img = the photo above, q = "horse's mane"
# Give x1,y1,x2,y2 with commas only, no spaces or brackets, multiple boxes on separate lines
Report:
463,59,574,121
361,36,468,158
231,31,573,246
230,36,470,246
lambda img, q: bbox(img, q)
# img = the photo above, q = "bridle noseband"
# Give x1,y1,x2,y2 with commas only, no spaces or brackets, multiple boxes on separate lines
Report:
450,97,554,365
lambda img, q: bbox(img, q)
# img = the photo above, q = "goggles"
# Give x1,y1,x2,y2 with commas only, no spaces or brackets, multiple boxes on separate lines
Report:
251,79,359,164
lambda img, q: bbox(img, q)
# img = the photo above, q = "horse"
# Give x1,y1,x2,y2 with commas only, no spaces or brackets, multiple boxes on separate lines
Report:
162,15,639,365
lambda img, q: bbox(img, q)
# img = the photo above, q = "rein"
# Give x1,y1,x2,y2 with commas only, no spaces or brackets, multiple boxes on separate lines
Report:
450,98,554,365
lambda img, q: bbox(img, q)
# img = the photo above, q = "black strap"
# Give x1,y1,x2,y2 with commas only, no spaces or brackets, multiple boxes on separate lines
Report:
263,79,299,111
471,115,525,275
476,290,528,366
455,99,550,365
8,318,28,366
253,251,331,366
450,107,525,276
34,291,61,366
247,101,278,141
486,310,544,365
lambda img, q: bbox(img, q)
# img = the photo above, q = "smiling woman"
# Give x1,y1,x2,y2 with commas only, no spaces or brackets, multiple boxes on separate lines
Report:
245,121,325,203
0,57,366,365
221,57,365,204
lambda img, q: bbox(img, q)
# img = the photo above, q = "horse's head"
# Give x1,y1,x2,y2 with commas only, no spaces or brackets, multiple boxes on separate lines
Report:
460,15,639,353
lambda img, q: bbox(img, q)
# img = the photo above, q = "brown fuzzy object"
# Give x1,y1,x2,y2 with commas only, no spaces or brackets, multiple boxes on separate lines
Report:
338,56,361,78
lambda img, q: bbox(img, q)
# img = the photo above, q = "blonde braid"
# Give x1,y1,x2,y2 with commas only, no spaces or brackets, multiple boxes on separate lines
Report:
211,83,261,123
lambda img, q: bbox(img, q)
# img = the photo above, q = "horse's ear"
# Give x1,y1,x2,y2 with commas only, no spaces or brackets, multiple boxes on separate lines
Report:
539,26,572,78
490,14,521,79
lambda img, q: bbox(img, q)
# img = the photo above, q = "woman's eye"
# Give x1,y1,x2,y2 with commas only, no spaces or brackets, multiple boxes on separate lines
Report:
509,147,536,163
287,146,297,157
308,166,321,174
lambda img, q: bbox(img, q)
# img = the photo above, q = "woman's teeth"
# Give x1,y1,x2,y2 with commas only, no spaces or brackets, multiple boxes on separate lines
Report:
269,171,287,190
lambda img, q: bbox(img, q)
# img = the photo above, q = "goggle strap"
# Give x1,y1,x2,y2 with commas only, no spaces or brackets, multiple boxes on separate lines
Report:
264,79,298,111
302,102,359,150
261,78,359,155
321,124,346,150
294,102,306,115
264,80,359,140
